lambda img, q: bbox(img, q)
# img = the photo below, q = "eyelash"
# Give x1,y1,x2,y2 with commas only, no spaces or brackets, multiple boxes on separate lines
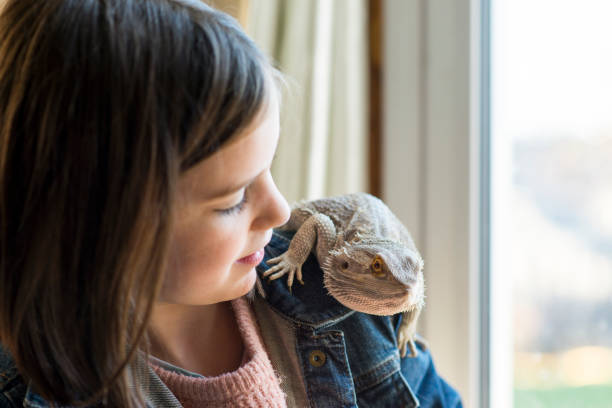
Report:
216,153,277,217
218,191,249,216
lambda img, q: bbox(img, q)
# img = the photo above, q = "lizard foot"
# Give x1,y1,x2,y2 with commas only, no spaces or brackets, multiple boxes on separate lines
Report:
397,308,422,358
397,329,418,358
262,252,304,291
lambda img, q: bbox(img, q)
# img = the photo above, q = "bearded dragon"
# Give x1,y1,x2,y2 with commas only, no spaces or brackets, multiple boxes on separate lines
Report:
262,192,425,358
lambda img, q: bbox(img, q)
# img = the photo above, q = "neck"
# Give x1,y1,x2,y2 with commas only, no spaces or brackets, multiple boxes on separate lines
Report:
148,301,244,376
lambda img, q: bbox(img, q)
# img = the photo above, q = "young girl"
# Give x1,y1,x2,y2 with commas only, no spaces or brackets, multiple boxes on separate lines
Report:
0,0,462,407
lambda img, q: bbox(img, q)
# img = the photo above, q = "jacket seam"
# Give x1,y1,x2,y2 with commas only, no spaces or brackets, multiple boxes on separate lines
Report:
353,353,399,392
254,295,357,329
298,329,357,407
398,369,421,407
0,371,17,389
292,327,313,408
1,378,25,408
0,392,16,408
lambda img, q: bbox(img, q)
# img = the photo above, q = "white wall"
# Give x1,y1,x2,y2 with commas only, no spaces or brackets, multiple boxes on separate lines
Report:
382,1,485,406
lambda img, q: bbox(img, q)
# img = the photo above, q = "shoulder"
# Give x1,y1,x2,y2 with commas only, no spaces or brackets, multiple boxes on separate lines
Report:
257,229,354,325
0,344,26,407
399,340,463,407
258,229,462,407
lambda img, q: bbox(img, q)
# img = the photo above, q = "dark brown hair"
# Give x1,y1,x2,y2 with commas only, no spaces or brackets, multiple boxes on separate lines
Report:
0,0,270,405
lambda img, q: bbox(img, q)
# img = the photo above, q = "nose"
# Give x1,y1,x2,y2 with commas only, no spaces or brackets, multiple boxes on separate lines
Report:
252,175,290,230
272,190,291,227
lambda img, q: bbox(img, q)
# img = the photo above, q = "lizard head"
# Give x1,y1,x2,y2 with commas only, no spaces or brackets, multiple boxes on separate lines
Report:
321,235,425,316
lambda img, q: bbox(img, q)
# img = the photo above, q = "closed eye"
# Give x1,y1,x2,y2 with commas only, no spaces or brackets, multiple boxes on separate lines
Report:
217,191,248,216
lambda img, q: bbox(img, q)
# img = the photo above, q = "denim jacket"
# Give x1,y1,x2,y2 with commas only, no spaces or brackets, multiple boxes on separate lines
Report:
0,229,462,407
250,229,462,408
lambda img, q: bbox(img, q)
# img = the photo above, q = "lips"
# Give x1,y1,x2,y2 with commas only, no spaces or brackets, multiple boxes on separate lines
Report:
236,248,265,265
236,235,272,265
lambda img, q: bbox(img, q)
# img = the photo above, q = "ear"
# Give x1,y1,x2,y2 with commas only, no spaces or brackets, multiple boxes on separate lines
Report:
343,228,366,243
345,206,370,230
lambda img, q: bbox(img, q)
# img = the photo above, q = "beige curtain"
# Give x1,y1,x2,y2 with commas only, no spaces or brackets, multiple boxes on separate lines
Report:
209,0,250,27
245,0,369,203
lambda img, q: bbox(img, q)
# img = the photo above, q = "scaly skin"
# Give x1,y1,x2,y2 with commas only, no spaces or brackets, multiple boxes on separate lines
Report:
262,192,426,358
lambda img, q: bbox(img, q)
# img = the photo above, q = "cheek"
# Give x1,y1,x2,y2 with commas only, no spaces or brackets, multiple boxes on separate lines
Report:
161,218,245,299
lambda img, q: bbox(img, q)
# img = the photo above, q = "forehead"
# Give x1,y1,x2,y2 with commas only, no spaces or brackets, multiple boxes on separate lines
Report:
178,94,280,202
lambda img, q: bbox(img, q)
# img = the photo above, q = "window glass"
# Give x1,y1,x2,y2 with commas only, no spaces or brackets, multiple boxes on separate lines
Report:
492,1,612,406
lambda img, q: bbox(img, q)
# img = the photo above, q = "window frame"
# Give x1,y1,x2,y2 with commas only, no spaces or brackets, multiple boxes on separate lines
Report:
382,1,490,407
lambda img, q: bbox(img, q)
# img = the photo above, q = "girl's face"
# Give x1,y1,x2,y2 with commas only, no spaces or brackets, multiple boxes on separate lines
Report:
161,91,290,305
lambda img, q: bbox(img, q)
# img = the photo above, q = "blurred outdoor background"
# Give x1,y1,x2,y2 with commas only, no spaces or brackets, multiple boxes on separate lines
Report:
212,1,612,406
493,0,612,407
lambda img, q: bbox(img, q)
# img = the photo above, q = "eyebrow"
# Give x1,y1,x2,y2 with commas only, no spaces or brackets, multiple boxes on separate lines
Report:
206,175,256,199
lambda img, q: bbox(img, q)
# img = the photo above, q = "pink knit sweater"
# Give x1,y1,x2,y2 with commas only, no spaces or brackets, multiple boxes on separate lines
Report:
150,297,287,408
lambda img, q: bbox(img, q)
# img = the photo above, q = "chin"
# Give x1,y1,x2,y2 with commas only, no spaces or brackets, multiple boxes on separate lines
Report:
233,267,258,298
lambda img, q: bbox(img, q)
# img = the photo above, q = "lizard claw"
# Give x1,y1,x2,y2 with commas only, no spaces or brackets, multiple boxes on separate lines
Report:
266,256,282,265
296,267,304,285
262,252,303,291
397,329,418,358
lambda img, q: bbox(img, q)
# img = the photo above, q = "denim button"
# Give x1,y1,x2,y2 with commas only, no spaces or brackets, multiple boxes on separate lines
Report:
309,350,326,367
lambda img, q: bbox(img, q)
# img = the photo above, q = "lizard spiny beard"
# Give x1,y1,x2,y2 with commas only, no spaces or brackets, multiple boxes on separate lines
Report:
321,246,421,316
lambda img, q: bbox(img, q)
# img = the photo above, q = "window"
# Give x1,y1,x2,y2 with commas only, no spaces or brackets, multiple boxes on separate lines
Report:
384,0,612,406
491,0,612,406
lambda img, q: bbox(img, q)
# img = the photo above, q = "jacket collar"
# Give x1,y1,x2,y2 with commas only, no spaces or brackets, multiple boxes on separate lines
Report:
256,229,355,329
22,353,161,408
24,383,56,408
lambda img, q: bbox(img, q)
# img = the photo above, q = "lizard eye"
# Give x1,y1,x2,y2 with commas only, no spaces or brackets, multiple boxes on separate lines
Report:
341,261,349,269
370,255,386,277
